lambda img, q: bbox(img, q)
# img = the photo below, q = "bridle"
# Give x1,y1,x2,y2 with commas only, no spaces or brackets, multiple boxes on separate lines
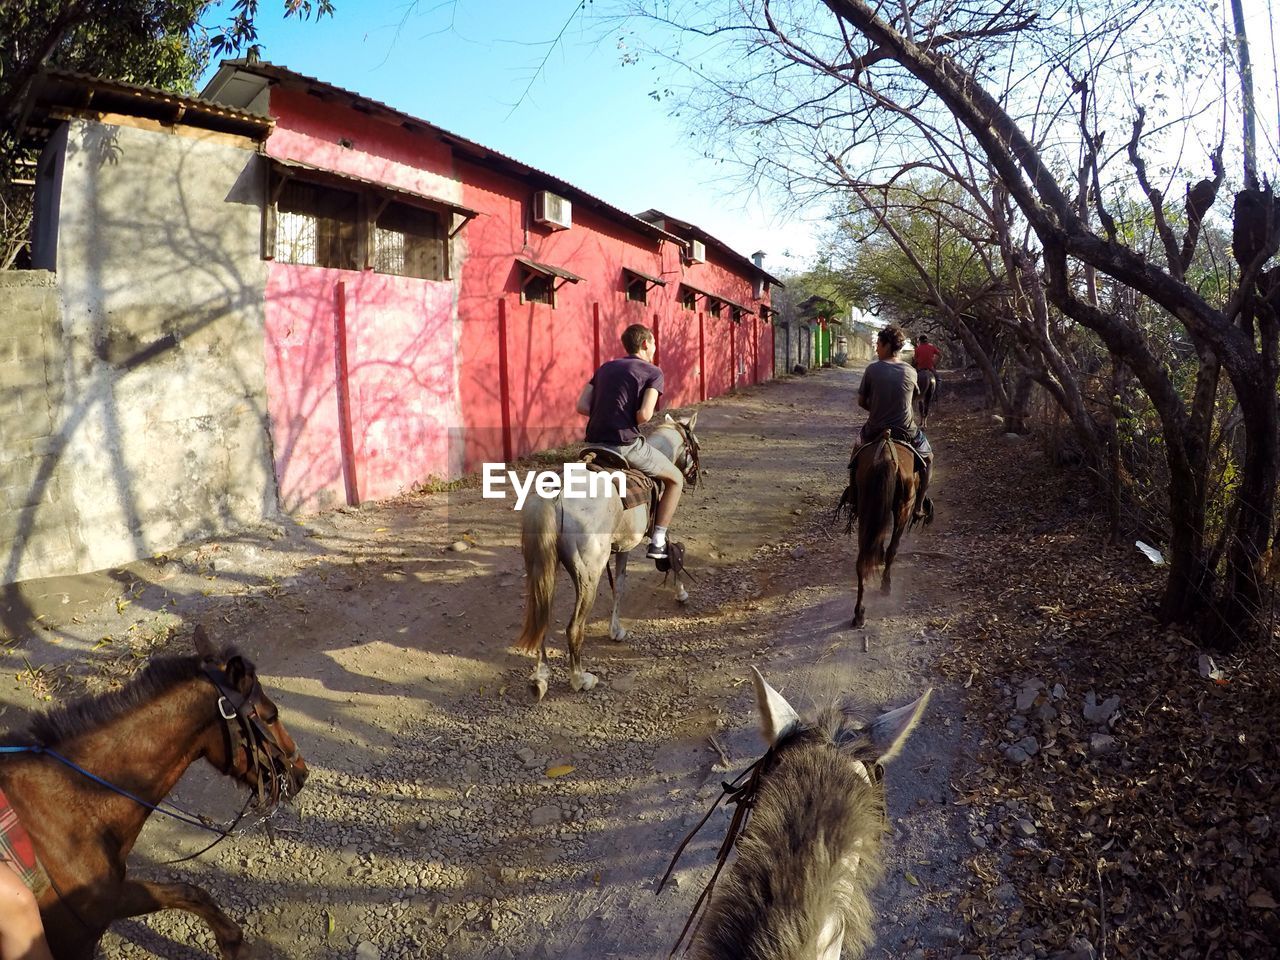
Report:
668,420,703,488
202,666,304,808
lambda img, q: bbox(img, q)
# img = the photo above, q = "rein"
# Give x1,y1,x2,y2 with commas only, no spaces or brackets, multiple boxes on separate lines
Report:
656,737,789,957
0,744,238,837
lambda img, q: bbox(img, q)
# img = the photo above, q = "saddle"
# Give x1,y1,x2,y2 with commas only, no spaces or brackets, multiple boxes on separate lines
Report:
580,447,661,519
848,435,929,476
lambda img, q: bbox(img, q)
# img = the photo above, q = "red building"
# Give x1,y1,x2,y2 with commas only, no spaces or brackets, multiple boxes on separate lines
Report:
199,62,781,513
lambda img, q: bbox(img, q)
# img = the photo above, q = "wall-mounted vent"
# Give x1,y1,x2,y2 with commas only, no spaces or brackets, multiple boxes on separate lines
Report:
685,239,706,264
534,191,572,230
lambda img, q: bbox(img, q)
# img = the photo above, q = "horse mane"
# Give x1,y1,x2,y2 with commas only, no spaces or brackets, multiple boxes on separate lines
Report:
22,647,245,747
694,708,887,960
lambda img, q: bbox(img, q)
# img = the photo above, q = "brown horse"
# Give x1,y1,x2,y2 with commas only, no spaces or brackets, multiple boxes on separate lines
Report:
842,432,922,628
0,626,307,959
666,668,931,959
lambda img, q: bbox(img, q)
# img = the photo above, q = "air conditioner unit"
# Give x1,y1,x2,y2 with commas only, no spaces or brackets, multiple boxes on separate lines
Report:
533,191,572,230
686,239,706,264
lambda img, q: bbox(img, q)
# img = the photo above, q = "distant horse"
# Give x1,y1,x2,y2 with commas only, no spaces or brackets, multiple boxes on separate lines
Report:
517,413,702,699
836,431,926,628
0,626,307,959
666,667,931,959
917,370,938,427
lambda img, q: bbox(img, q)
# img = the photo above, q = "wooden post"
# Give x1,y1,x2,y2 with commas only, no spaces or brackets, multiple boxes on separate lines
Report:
498,297,513,462
652,311,661,366
333,281,360,506
730,315,737,392
698,311,706,402
593,301,601,371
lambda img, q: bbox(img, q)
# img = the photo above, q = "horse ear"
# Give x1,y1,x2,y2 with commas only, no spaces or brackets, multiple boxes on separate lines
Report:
866,689,932,763
664,413,675,423
751,666,800,746
225,656,252,693
684,411,698,430
193,624,216,660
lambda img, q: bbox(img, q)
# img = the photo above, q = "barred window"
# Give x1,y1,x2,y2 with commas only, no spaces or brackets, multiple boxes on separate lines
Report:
374,202,445,280
275,181,359,270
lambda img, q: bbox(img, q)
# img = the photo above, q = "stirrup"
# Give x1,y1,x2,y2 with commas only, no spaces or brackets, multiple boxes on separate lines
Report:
647,542,669,560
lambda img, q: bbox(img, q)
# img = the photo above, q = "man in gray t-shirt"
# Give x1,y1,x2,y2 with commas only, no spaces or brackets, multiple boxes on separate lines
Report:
848,323,933,518
859,353,920,441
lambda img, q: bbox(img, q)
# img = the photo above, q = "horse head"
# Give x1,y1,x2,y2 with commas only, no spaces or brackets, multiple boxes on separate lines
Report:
663,411,702,487
679,669,931,959
193,625,308,806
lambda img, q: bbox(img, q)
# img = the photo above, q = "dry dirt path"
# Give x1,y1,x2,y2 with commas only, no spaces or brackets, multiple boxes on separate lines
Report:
0,366,975,959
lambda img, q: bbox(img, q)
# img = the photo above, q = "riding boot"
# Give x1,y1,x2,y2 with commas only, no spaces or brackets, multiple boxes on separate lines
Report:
913,456,934,523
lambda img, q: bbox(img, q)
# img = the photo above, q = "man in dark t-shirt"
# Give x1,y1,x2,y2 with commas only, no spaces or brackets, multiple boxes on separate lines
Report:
576,324,683,559
849,323,933,519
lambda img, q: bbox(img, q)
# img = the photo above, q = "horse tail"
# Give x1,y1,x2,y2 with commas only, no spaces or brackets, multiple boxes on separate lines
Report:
857,433,898,580
517,495,559,654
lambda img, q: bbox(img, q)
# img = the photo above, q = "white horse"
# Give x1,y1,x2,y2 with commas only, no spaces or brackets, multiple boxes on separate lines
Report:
515,413,700,699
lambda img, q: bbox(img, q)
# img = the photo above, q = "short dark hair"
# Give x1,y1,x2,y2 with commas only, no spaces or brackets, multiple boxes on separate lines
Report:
622,324,654,354
917,334,930,344
878,324,907,354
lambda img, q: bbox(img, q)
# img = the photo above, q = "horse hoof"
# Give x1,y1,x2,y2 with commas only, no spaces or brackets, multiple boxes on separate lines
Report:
677,589,689,604
880,583,892,596
852,613,865,628
609,627,627,642
532,678,548,701
571,671,598,692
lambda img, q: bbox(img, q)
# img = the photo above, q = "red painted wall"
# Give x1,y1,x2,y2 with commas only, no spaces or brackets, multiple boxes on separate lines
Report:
254,80,774,508
260,88,461,511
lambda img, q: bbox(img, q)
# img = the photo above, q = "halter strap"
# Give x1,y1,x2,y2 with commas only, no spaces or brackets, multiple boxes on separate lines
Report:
656,740,786,956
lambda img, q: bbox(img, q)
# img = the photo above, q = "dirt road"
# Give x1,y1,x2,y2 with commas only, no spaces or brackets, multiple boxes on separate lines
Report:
1,366,971,959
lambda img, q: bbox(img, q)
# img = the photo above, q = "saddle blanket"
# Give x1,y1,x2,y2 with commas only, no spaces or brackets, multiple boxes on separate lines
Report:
580,452,659,512
0,785,50,896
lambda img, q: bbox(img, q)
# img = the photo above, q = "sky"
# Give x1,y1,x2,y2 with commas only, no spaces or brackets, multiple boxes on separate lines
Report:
196,1,826,275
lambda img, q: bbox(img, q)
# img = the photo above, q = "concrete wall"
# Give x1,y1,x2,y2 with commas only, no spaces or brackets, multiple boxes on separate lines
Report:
7,117,277,584
0,271,84,583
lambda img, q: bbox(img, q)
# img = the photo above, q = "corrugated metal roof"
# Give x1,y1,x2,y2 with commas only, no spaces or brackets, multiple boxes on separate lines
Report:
33,69,273,138
638,208,785,288
206,61,686,248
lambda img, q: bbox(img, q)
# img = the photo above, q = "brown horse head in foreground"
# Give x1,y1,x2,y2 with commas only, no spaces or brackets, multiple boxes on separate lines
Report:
0,625,307,959
689,669,931,960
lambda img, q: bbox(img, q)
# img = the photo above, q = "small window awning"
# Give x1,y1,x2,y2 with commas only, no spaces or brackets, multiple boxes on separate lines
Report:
681,282,753,315
516,257,584,284
623,267,667,288
268,156,479,234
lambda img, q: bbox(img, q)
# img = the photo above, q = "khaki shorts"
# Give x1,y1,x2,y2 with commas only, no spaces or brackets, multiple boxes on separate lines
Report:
595,436,679,479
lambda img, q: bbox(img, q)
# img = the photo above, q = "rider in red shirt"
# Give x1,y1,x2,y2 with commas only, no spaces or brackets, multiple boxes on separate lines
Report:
912,335,941,371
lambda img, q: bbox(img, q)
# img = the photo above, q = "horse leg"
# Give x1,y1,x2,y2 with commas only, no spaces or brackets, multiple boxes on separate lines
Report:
566,561,604,692
882,524,907,595
673,564,689,604
106,879,246,959
609,552,629,642
530,639,551,701
852,567,867,628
